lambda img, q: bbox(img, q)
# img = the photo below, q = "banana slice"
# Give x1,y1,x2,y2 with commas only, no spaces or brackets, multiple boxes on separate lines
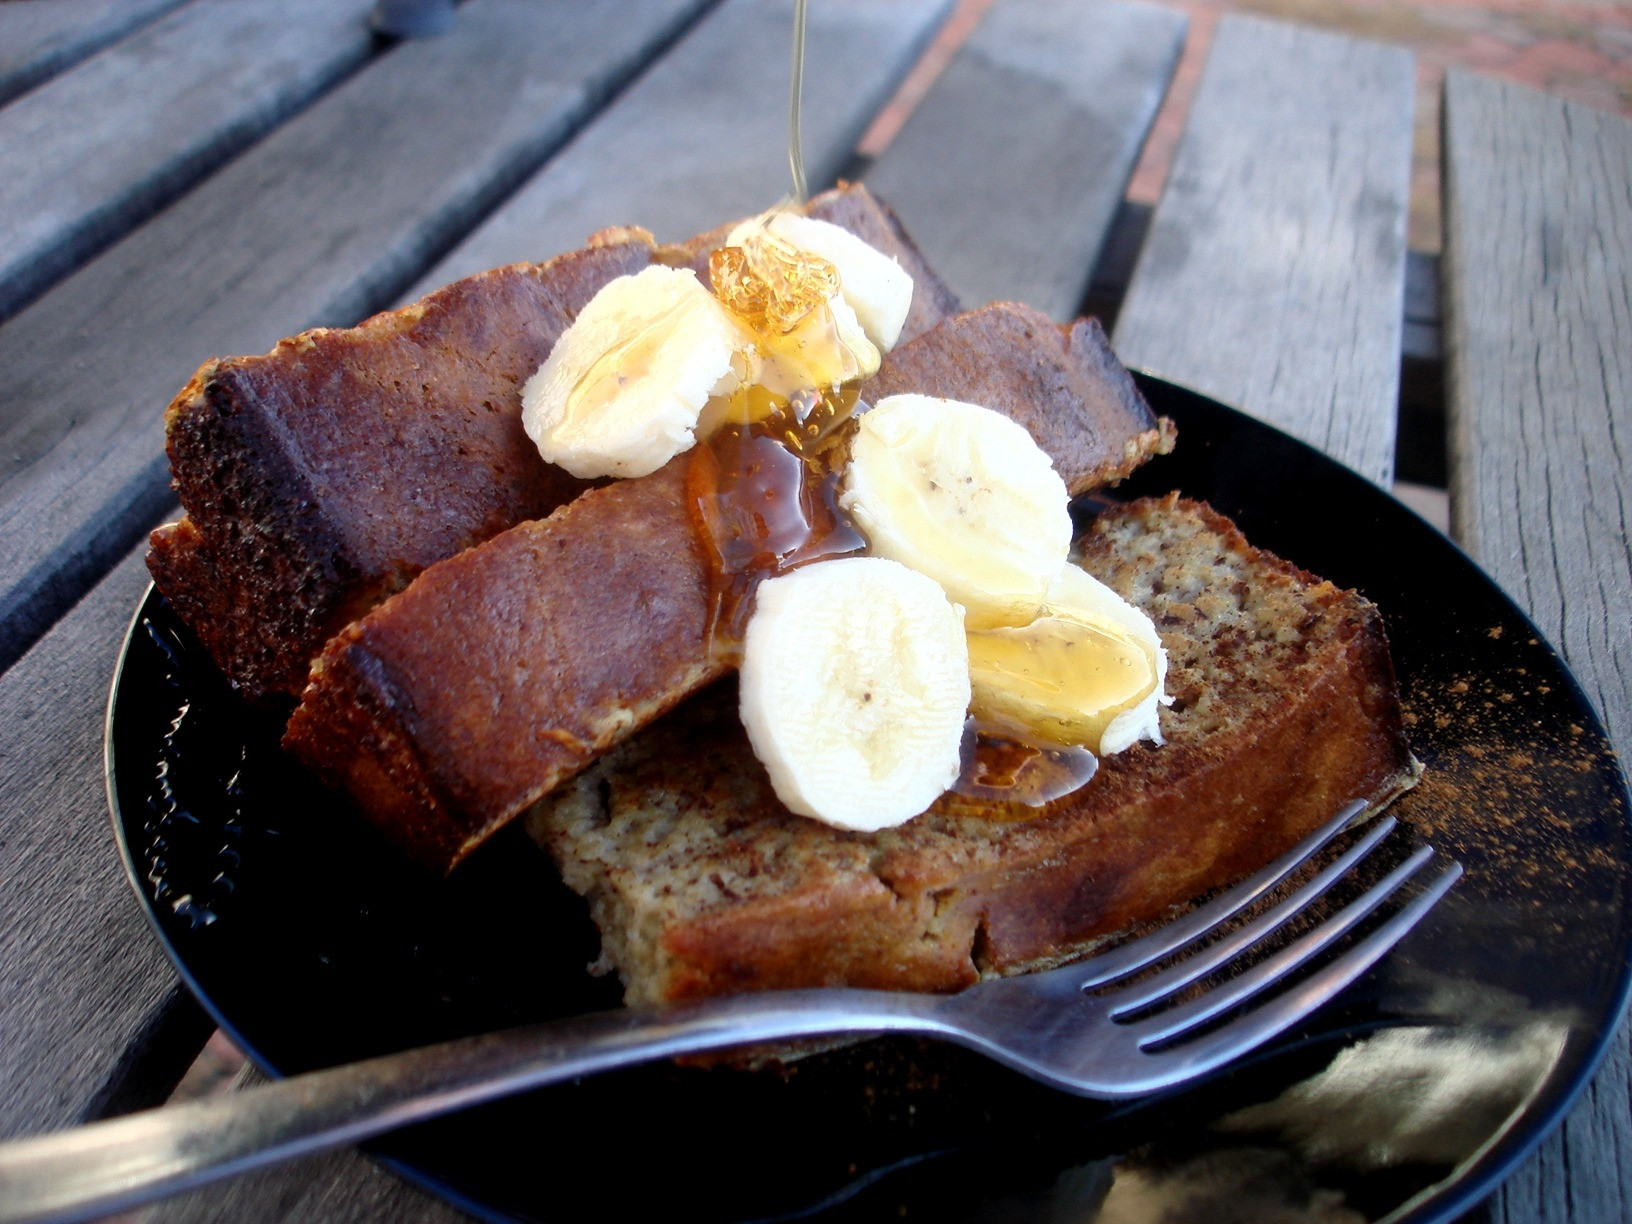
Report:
839,394,1073,627
521,266,756,479
756,290,878,395
715,218,881,391
739,557,970,831
729,212,914,351
968,562,1168,755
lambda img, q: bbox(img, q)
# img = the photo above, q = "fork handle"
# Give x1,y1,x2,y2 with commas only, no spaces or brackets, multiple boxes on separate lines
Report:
0,990,942,1224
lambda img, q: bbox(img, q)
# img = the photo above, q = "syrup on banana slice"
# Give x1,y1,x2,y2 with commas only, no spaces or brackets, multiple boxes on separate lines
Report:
521,266,755,479
968,562,1167,756
840,394,1074,629
726,211,913,352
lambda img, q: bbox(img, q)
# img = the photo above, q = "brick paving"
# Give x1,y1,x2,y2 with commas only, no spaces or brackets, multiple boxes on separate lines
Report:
862,0,1632,252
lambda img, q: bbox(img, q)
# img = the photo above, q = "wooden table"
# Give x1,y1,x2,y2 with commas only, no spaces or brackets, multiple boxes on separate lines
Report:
2,1,1627,1219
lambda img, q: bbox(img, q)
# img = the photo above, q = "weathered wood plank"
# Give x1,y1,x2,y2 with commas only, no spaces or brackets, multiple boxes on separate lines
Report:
0,538,192,1138
1440,70,1632,1224
862,0,1185,321
0,542,453,1224
1112,14,1415,484
152,1147,468,1223
0,0,380,323
152,1066,468,1224
0,0,186,107
0,0,710,680
413,0,954,291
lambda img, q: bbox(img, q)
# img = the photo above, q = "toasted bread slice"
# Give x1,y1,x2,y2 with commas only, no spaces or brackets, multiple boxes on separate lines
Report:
149,185,958,704
524,496,1418,1004
148,243,644,703
283,308,1172,871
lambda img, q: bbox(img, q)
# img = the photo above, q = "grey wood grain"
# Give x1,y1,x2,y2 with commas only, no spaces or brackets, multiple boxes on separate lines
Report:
0,0,380,323
412,0,954,292
862,0,1185,321
0,0,186,107
1440,70,1632,1224
0,0,710,680
1112,14,1415,485
0,539,186,1139
151,1065,469,1224
0,540,460,1224
150,1146,470,1224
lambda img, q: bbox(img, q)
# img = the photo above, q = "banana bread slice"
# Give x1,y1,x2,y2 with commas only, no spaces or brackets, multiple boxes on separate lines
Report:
149,185,957,704
148,242,643,704
524,495,1418,1004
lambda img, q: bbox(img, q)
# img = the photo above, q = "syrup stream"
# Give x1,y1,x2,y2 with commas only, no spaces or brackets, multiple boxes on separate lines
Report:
788,0,809,203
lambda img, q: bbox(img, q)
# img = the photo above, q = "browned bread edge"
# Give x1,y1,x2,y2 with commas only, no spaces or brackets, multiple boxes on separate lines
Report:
526,495,1418,1004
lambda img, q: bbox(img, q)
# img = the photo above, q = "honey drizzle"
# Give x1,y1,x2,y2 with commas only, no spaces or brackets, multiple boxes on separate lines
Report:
788,0,809,203
684,387,866,661
710,238,838,336
952,723,1099,813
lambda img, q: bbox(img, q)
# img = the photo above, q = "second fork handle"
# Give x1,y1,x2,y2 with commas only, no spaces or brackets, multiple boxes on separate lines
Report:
0,990,943,1224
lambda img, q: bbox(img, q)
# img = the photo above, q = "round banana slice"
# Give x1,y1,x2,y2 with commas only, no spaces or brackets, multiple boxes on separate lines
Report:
739,557,970,831
968,562,1168,755
839,394,1073,627
521,266,756,479
756,290,879,396
729,212,914,352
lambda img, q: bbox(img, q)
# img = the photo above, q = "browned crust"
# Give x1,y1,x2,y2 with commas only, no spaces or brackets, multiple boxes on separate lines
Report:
526,497,1417,1004
284,461,724,869
660,876,981,998
150,243,653,701
868,304,1174,494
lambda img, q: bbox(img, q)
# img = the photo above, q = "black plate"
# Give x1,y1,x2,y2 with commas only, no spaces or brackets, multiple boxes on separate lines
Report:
109,377,1632,1223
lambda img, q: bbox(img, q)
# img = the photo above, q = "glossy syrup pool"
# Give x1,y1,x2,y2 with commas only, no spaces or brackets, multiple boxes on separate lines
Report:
684,386,866,656
951,724,1099,811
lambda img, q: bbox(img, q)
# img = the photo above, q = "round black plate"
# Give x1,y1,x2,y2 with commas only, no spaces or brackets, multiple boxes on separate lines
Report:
109,378,1632,1223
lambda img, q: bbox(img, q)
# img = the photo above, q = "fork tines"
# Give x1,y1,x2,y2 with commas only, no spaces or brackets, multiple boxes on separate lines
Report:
1082,800,1462,1068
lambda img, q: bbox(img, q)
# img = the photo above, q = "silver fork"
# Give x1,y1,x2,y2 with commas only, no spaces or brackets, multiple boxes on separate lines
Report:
0,801,1459,1224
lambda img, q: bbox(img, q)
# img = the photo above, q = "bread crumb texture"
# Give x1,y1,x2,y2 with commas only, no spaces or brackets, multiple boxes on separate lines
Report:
526,495,1415,1005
